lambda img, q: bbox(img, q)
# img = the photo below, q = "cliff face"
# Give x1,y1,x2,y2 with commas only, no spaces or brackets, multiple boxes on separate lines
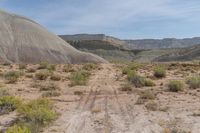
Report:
0,10,107,64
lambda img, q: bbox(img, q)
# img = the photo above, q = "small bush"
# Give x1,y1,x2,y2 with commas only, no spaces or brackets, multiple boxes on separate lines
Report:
0,96,21,114
119,84,132,92
50,74,61,81
17,98,57,126
39,82,60,91
74,91,83,95
38,62,48,69
69,70,89,86
19,64,27,70
153,66,166,78
139,90,156,100
63,64,74,72
82,63,97,71
47,64,56,71
27,68,36,73
128,71,145,88
144,79,156,87
5,125,31,133
35,71,50,80
145,101,158,111
4,71,21,83
187,76,200,89
168,80,184,92
122,62,142,75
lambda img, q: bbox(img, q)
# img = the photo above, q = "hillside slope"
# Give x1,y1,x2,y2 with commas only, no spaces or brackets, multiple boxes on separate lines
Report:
125,38,200,49
155,45,200,61
0,10,107,64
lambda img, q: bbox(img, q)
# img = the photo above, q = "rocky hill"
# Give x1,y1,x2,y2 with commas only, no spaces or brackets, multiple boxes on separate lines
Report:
125,37,200,49
0,10,106,64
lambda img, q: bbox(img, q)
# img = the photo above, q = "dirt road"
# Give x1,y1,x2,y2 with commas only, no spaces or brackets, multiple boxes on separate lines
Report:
43,64,163,133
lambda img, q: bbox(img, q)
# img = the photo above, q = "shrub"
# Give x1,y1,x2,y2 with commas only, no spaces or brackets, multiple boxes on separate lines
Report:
50,74,61,81
47,64,56,71
27,68,36,73
153,66,166,78
168,80,184,92
63,64,74,72
69,70,89,86
127,71,145,88
19,64,27,70
139,90,156,100
39,82,60,91
17,98,57,127
119,84,132,92
145,101,158,111
35,71,50,80
0,96,21,114
38,62,48,69
144,79,156,87
4,71,21,83
5,125,31,133
82,63,97,71
122,62,142,75
187,76,200,89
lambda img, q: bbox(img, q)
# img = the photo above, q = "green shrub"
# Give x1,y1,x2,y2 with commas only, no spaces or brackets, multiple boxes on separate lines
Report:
82,63,97,71
144,79,156,87
127,71,145,88
35,71,50,80
47,64,56,71
5,125,31,133
187,76,200,89
69,70,89,86
17,98,57,126
168,80,184,92
4,71,21,83
139,90,156,100
38,62,48,69
63,64,74,72
19,64,27,70
39,82,60,91
122,62,142,75
27,68,36,73
0,96,21,114
153,66,166,78
50,74,61,81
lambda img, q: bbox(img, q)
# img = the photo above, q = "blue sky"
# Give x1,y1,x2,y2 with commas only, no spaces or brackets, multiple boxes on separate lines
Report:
1,0,200,39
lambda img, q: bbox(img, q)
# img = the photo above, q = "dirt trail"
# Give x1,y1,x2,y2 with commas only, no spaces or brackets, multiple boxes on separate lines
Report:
43,64,164,133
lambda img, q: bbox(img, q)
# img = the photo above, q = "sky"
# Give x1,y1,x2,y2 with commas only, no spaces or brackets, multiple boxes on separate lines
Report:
0,0,200,39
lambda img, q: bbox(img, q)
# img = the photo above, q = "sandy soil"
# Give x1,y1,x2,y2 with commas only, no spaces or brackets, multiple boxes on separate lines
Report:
0,63,200,133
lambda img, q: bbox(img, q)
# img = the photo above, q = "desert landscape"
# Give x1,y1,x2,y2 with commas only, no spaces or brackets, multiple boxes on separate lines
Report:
0,62,199,133
0,0,200,133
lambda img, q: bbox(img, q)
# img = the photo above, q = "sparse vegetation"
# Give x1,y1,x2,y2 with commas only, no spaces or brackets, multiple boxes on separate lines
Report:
82,63,97,71
144,79,156,87
27,68,36,73
42,91,61,97
119,83,132,91
19,64,27,70
38,62,49,69
145,101,158,111
153,66,166,78
168,80,184,92
63,64,74,72
5,125,31,133
17,98,57,133
50,74,61,81
35,71,50,80
4,71,21,83
69,70,90,86
186,75,200,89
39,82,60,91
0,96,21,114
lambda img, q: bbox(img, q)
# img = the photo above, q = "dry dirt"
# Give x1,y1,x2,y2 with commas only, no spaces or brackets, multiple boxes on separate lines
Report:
0,63,200,133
